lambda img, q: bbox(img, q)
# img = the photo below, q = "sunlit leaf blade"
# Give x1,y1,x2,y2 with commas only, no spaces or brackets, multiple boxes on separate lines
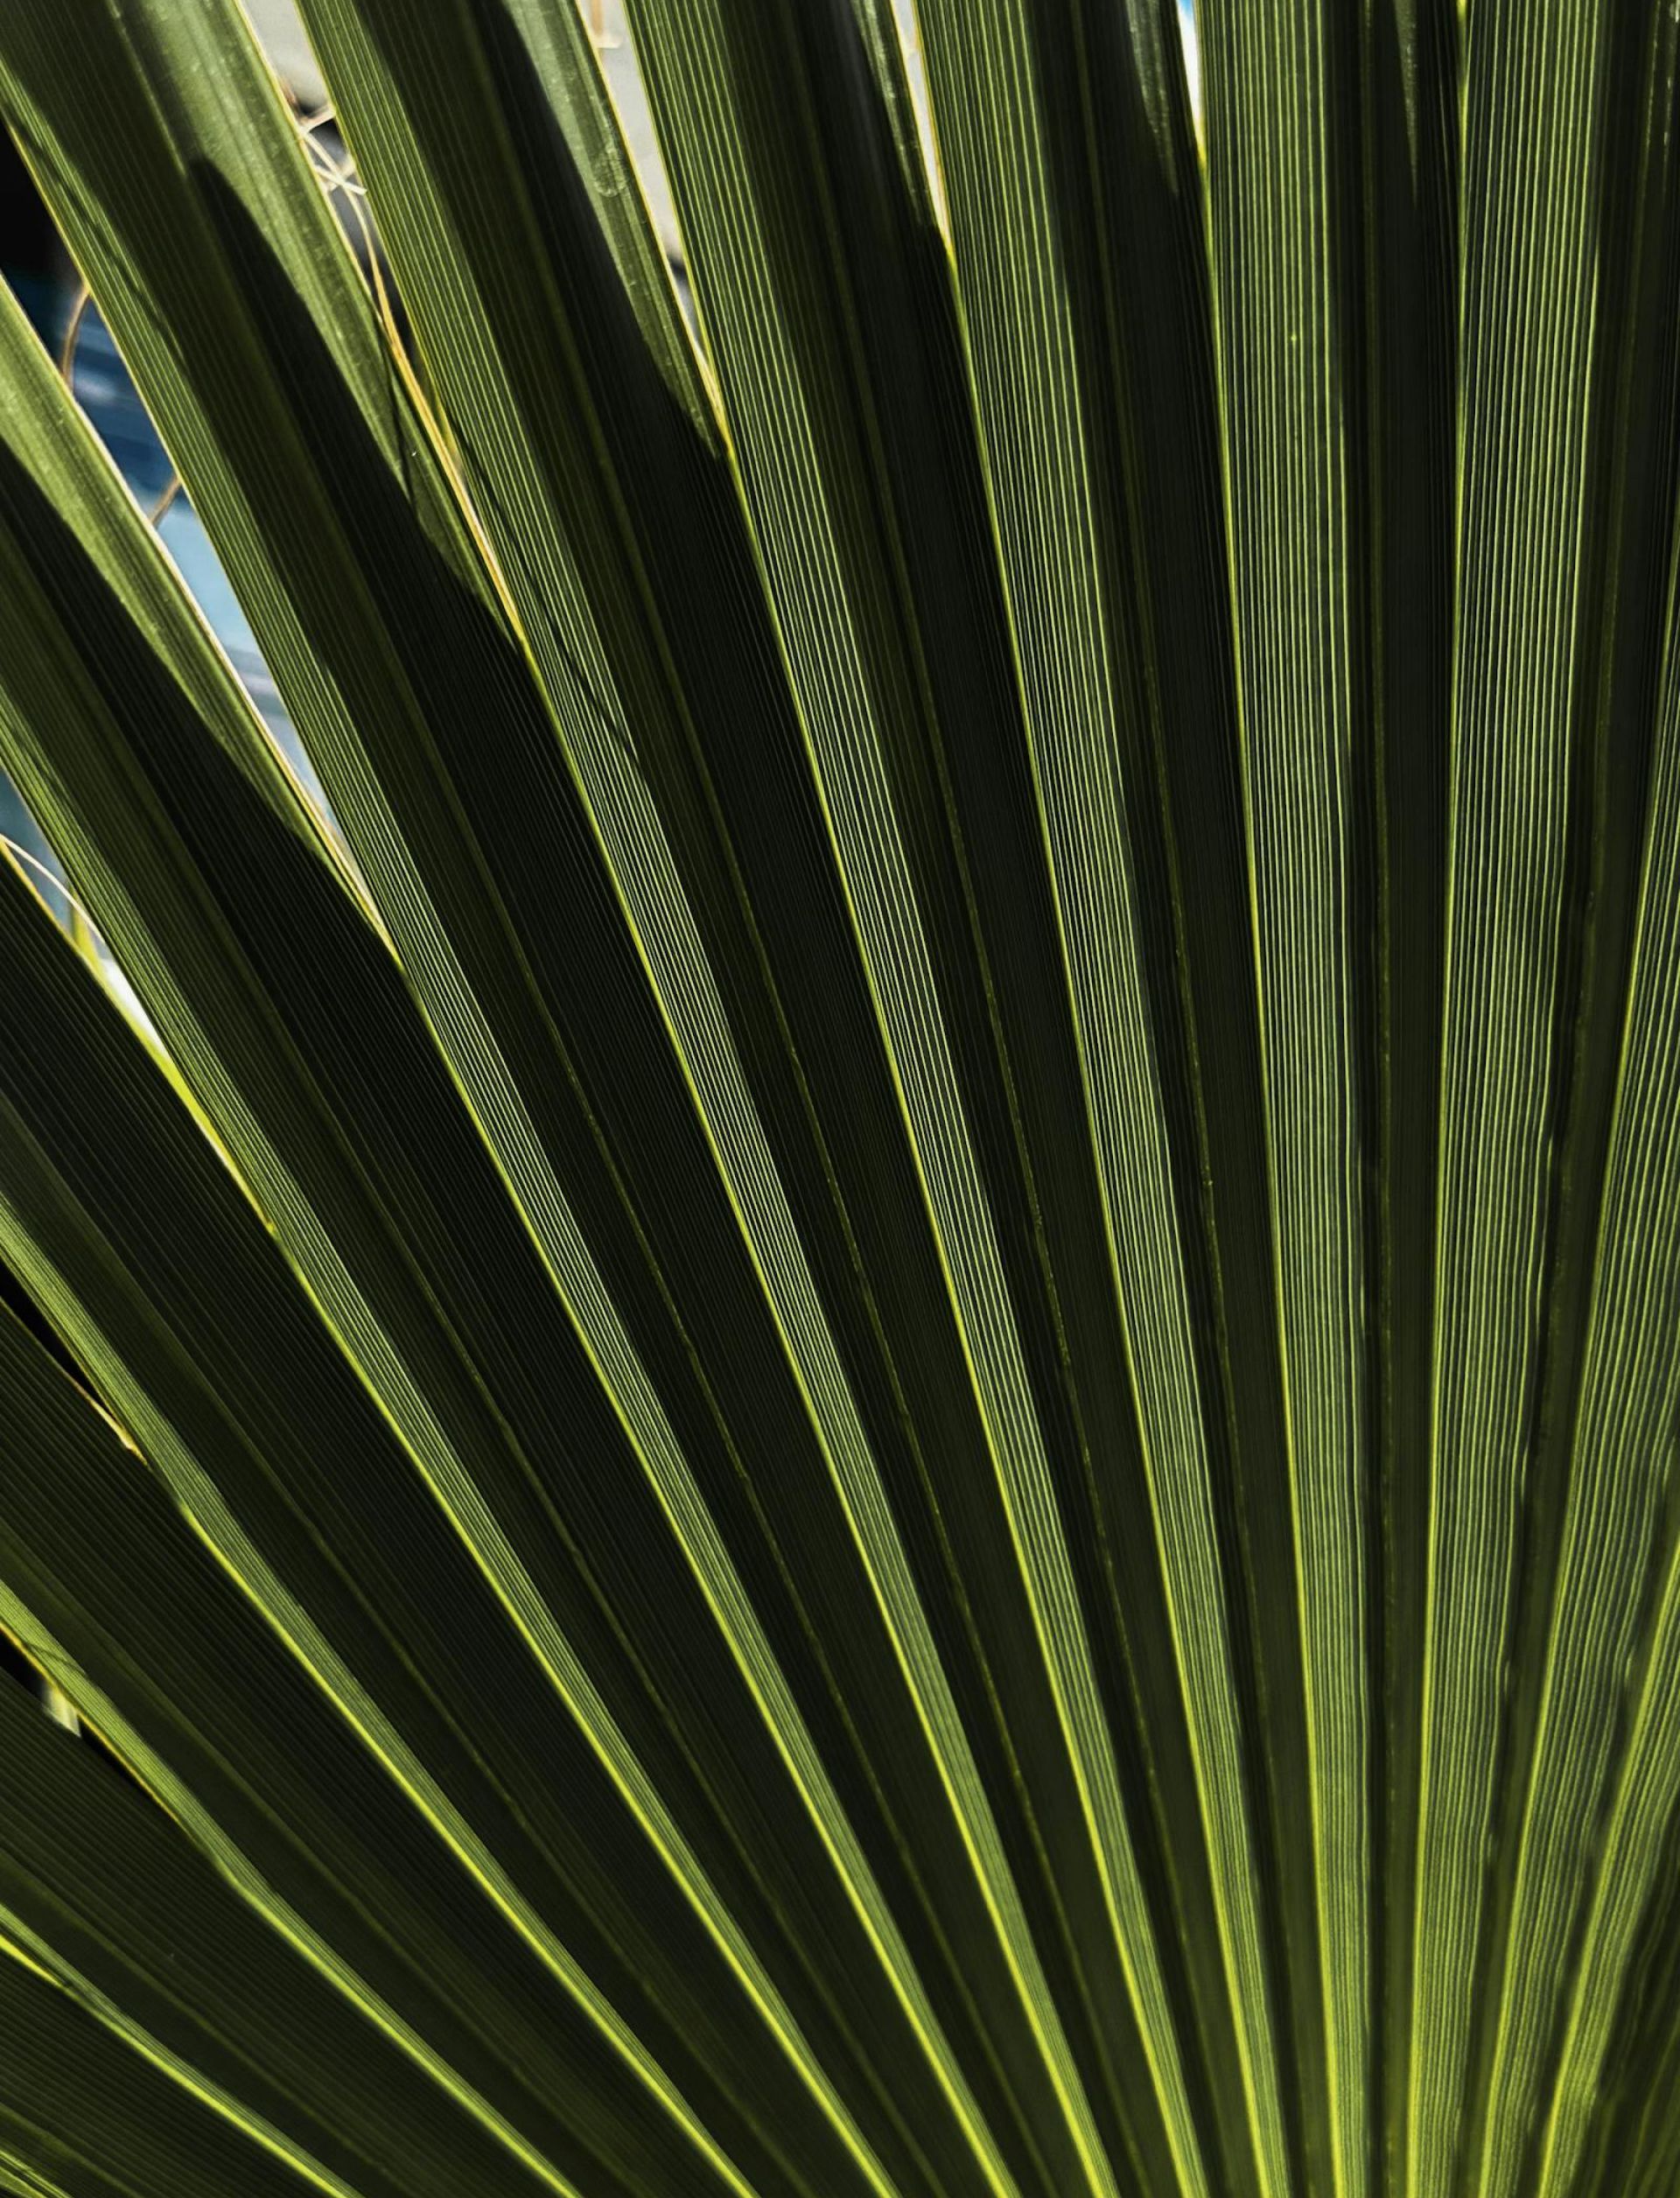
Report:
1,0,1679,2193
1196,7,1381,2185
0,277,919,2198
274,1,1193,2188
901,0,1316,2187
0,1294,718,2198
0,14,1028,2191
0,1948,357,2198
1403,0,1680,2188
0,859,816,2198
1354,2,1460,2185
604,1,1202,2186
1456,8,1680,2194
0,1658,556,2198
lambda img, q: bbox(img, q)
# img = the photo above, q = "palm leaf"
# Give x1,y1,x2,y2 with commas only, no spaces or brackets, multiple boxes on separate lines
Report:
1,1,1677,2193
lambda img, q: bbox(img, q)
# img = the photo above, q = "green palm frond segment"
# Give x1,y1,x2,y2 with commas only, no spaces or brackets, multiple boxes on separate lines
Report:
0,0,1677,2193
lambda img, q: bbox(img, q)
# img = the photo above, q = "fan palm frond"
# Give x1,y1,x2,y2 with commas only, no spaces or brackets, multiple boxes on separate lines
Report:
0,2,1676,2194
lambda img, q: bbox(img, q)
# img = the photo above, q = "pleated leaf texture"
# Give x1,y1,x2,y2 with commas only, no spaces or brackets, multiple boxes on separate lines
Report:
0,0,1677,2192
